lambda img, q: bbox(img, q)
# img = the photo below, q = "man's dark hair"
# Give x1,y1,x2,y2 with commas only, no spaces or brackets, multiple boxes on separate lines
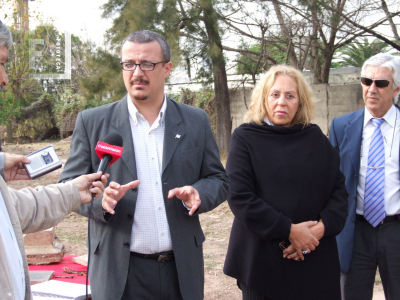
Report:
122,30,171,62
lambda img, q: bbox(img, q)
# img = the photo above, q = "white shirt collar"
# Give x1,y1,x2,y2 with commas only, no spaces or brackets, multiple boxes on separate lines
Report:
364,105,396,128
127,94,167,126
264,116,274,126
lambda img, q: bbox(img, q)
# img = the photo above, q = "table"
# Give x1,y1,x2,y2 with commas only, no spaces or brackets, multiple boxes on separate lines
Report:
29,255,89,285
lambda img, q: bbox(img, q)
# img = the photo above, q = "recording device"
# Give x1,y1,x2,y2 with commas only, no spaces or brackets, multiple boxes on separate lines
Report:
95,133,124,175
23,145,62,179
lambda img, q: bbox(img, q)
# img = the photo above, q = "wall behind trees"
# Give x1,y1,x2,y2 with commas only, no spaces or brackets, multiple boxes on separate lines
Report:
229,76,365,135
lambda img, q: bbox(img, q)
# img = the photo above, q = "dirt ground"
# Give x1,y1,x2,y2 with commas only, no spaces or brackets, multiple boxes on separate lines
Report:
4,141,384,299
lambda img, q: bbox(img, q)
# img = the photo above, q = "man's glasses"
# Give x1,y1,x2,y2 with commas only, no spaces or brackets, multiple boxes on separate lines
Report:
361,77,391,88
120,61,167,71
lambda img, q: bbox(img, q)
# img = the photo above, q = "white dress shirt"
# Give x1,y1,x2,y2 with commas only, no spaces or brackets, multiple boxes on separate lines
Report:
0,191,25,300
264,116,274,126
357,105,400,216
127,95,173,254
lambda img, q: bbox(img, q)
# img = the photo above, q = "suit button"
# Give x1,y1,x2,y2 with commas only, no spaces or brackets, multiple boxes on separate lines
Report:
132,187,137,193
353,196,356,201
124,242,130,248
352,219,355,224
127,214,133,220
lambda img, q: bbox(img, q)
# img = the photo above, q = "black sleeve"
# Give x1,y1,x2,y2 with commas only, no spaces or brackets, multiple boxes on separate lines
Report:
226,129,292,241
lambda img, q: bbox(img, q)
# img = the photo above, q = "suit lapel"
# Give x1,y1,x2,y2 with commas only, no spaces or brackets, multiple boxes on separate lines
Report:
110,96,137,180
344,108,364,175
162,99,184,174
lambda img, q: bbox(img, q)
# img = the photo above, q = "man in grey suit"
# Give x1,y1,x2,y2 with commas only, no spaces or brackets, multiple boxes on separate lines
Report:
59,30,229,300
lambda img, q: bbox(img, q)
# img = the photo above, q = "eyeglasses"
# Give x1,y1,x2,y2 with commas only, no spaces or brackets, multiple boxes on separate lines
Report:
120,61,167,71
361,77,391,88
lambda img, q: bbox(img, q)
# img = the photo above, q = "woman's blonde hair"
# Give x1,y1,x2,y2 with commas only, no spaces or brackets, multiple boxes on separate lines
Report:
244,65,315,125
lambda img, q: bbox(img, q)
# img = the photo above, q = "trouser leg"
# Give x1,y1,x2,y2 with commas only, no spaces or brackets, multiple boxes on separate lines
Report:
341,219,376,300
376,221,400,300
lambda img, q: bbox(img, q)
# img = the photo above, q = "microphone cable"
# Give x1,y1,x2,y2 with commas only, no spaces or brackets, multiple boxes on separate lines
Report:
86,193,95,300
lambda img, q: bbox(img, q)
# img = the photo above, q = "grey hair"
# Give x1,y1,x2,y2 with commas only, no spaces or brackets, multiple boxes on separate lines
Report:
0,20,12,51
361,53,400,90
122,30,171,62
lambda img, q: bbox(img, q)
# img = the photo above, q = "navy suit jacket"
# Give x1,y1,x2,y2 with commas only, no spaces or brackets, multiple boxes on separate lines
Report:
329,105,400,273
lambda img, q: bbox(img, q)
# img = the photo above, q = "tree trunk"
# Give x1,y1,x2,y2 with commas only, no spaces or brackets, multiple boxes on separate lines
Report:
381,0,400,45
321,50,335,84
272,0,299,68
202,0,232,154
47,102,57,128
6,124,13,143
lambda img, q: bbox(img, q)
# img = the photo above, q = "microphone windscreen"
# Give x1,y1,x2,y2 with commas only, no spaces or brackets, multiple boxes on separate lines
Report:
102,133,123,147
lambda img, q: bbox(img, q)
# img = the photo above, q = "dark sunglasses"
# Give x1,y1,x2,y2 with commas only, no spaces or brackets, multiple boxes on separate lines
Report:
361,77,391,88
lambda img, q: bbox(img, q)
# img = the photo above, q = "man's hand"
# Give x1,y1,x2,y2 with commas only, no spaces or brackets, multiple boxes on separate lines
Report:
72,172,109,204
102,180,140,214
168,186,201,216
286,221,319,261
4,153,30,181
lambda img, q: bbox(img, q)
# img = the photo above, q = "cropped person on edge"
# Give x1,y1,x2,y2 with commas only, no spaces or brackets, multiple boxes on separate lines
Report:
0,20,108,300
0,153,107,300
223,65,348,300
330,53,400,300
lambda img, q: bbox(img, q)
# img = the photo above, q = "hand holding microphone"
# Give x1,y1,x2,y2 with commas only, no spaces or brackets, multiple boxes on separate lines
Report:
73,172,109,204
92,133,141,214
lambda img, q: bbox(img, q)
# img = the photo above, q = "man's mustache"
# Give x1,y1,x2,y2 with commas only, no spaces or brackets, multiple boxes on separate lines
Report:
130,78,149,85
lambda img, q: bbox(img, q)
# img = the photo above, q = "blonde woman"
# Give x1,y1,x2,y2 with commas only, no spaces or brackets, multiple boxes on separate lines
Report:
224,65,348,300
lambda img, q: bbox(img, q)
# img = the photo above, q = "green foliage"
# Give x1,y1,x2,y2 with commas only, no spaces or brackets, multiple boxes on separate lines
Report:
3,27,40,124
333,38,393,68
101,0,181,67
54,88,113,117
236,43,286,75
0,90,21,126
169,88,216,136
78,46,126,102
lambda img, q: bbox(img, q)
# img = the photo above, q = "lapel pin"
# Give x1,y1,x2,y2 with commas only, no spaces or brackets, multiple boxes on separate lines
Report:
175,134,181,139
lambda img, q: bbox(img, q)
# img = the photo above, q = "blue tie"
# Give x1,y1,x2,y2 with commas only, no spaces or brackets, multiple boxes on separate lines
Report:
364,118,385,227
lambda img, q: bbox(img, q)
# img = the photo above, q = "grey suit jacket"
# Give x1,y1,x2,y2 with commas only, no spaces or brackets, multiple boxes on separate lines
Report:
59,96,229,300
0,153,81,300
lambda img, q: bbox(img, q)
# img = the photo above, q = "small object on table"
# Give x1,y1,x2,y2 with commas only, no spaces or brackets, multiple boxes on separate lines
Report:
72,254,88,267
28,271,54,285
63,267,87,276
55,275,75,279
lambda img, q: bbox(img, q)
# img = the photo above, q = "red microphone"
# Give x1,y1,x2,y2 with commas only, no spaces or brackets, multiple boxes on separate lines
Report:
95,133,123,175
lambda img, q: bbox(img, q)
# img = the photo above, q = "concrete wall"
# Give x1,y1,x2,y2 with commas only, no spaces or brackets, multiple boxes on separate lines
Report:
229,83,364,135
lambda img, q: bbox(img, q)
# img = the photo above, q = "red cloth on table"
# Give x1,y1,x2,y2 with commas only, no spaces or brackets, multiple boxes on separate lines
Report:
28,255,88,285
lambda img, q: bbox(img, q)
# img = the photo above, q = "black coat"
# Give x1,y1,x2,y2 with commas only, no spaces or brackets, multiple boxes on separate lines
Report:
223,123,348,300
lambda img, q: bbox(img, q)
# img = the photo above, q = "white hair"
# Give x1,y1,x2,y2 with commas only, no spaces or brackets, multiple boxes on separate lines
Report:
0,20,12,51
361,53,400,90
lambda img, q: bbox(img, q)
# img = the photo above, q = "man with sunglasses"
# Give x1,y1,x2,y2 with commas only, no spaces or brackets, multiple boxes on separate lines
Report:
60,30,229,300
330,53,400,300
